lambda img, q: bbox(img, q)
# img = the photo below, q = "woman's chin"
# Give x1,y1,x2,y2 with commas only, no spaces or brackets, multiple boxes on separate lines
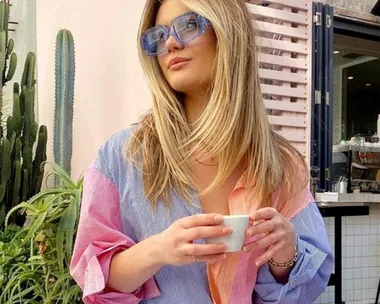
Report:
169,79,197,93
168,75,207,92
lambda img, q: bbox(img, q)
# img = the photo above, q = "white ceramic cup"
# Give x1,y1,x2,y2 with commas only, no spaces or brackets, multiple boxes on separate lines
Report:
204,215,250,252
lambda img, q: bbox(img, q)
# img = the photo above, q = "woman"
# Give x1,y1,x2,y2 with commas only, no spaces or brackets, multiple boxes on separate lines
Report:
70,0,333,303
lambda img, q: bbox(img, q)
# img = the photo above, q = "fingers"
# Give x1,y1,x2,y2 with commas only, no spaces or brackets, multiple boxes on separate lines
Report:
183,243,227,257
183,243,227,264
255,242,283,267
191,253,227,264
250,208,277,222
243,230,283,252
183,225,232,241
180,213,224,229
246,217,281,237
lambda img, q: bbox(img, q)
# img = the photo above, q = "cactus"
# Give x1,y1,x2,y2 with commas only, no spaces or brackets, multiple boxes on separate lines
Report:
0,1,9,38
32,126,47,194
6,52,16,81
54,29,75,180
0,1,48,228
0,1,13,87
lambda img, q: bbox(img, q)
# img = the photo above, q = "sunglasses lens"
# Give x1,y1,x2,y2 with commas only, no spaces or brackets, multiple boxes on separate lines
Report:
173,13,200,43
142,25,167,55
141,13,207,56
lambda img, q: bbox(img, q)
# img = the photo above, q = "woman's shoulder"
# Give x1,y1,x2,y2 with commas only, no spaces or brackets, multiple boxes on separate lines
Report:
90,126,139,184
100,126,137,153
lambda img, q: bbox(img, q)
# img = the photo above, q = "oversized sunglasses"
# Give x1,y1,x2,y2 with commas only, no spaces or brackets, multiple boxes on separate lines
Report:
141,12,211,56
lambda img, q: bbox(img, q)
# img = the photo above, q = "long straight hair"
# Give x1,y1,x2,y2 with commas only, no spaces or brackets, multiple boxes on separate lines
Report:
126,0,309,210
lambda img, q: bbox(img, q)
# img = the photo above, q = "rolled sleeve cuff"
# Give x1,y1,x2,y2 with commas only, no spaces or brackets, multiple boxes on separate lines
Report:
82,243,161,303
255,236,328,304
287,236,328,291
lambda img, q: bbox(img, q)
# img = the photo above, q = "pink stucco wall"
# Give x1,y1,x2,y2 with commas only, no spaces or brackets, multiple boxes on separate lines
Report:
36,0,151,180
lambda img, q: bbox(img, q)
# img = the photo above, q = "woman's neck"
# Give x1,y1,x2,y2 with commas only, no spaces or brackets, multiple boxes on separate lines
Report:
184,91,209,123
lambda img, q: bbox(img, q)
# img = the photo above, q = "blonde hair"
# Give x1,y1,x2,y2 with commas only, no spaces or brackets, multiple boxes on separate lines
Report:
126,0,309,210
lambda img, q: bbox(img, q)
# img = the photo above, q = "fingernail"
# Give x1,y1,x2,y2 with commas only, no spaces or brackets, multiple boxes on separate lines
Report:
223,254,226,259
209,261,215,265
214,215,223,221
218,244,227,250
223,227,232,233
243,246,247,252
248,230,252,237
256,260,262,267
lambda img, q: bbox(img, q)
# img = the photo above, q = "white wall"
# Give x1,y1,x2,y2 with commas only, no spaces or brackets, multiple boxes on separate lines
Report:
316,207,380,304
36,0,151,180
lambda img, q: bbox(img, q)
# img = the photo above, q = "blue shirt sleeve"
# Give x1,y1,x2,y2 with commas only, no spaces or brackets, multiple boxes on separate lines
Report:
254,202,333,304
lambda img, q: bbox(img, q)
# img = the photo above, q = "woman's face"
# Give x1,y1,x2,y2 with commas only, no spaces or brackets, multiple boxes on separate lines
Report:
155,0,217,95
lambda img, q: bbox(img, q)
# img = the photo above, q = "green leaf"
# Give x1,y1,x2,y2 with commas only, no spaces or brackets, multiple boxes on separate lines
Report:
9,281,40,300
4,202,39,226
23,211,47,243
0,269,40,302
46,162,74,186
62,283,82,304
56,198,64,275
56,195,77,275
65,197,78,258
26,187,72,205
50,272,71,298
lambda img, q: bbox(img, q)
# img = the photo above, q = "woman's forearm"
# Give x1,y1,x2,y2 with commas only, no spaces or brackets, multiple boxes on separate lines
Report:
269,244,295,283
107,234,163,293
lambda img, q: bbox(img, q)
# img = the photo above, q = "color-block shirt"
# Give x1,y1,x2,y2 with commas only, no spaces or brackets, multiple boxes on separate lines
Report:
70,128,333,304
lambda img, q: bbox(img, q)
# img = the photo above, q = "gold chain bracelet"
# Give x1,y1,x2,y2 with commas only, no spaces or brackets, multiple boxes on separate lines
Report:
268,246,298,268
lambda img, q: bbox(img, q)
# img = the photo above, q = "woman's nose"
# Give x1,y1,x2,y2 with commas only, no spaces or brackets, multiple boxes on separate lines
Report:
165,34,184,53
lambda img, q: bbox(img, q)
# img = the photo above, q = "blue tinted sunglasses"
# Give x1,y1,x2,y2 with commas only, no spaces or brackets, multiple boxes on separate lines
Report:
141,12,211,57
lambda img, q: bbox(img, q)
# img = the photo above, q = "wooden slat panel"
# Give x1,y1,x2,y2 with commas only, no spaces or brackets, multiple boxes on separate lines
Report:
256,38,308,55
266,0,309,10
264,99,307,113
250,0,312,160
279,131,307,143
268,115,306,128
262,84,307,99
247,4,308,25
298,149,306,156
259,69,307,84
255,21,307,39
258,54,307,70
296,147,306,156
247,0,310,11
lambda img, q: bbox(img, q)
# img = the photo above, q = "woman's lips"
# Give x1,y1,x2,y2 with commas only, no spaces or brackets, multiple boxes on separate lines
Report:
169,60,191,71
168,57,191,70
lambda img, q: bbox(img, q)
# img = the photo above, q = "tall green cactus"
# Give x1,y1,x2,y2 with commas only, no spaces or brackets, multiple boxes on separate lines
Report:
54,29,75,180
0,0,48,228
0,1,16,122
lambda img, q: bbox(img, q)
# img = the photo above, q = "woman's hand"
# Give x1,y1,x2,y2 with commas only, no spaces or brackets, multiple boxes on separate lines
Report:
243,207,296,267
155,213,232,266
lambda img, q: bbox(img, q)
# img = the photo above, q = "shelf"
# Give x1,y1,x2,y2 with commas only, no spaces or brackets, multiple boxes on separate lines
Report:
316,192,380,203
334,144,380,153
352,162,380,169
